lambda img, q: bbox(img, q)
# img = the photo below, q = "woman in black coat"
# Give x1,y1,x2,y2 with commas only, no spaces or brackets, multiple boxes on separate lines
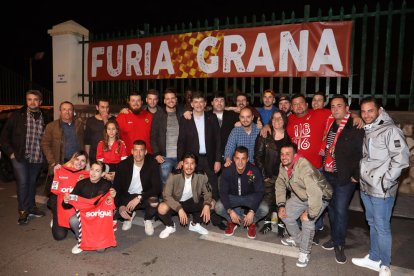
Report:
254,110,290,234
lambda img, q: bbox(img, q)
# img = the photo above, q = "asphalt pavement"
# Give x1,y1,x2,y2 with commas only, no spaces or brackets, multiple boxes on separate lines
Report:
0,179,413,276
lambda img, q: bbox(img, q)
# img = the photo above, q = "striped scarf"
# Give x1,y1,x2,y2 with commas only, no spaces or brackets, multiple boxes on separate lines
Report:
319,112,350,172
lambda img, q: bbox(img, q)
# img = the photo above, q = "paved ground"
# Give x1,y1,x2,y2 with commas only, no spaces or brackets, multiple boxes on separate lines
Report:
0,179,413,276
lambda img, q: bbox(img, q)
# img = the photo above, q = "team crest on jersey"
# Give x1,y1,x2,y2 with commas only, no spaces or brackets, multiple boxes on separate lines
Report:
69,194,78,201
79,174,85,181
145,118,149,124
51,181,59,190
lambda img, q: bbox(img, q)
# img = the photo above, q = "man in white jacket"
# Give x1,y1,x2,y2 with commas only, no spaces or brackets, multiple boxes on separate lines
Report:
352,96,409,276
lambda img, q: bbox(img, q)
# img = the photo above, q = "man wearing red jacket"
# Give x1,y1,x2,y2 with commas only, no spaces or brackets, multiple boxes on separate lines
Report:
116,92,152,153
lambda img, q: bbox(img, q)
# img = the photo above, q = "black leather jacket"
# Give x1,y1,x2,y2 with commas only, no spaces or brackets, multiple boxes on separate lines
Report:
254,131,290,180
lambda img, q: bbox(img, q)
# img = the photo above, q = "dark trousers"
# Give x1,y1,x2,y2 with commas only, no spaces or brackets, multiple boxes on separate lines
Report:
50,194,69,240
323,171,356,246
158,198,204,226
263,178,277,220
11,158,43,212
198,155,218,200
115,196,158,221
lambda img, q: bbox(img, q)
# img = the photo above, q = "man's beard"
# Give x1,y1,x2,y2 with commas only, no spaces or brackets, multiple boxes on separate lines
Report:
130,106,142,115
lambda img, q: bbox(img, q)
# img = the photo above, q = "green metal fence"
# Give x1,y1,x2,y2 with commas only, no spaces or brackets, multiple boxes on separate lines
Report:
85,1,414,110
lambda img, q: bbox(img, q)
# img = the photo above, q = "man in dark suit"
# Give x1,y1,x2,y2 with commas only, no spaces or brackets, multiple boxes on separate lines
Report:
177,91,225,229
208,91,239,162
113,140,161,235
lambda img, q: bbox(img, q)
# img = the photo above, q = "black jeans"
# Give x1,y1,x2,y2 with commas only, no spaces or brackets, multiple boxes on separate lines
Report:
158,198,204,226
114,196,158,221
50,194,69,240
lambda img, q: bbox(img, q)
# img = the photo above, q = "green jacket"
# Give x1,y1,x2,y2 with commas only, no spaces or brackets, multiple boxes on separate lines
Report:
163,173,212,212
275,156,332,219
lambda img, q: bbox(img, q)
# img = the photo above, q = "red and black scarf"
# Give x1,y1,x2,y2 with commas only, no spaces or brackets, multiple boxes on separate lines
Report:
319,112,350,172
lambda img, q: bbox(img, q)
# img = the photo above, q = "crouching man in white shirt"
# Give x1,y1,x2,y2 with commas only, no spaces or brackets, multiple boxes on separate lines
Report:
157,153,212,238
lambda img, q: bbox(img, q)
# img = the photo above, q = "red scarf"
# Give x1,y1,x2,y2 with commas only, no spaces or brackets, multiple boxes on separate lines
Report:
287,153,302,178
319,112,350,172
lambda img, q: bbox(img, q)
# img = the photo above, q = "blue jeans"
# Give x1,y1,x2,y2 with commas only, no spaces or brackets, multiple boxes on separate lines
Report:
160,157,177,187
11,158,43,212
215,195,269,224
360,192,395,267
282,194,329,254
324,172,356,246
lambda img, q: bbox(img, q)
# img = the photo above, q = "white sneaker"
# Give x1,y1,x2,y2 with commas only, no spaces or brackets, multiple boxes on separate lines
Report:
71,244,83,254
144,220,154,236
379,265,391,276
159,224,176,239
351,254,381,272
122,211,136,231
188,222,208,235
281,237,297,247
296,252,309,267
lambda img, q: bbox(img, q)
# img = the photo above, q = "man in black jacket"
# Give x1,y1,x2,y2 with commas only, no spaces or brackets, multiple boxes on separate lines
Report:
0,90,47,224
209,91,239,162
113,140,161,235
319,95,364,264
177,91,221,200
177,91,225,229
150,87,183,187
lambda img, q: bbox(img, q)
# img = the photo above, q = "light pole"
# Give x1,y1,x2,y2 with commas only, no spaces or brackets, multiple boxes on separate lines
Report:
29,51,45,89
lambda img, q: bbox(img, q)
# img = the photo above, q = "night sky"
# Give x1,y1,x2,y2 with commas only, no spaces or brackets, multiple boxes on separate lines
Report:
2,0,394,91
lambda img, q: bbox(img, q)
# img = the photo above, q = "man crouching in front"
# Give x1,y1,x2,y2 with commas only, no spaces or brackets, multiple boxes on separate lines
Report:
157,153,212,238
277,142,333,268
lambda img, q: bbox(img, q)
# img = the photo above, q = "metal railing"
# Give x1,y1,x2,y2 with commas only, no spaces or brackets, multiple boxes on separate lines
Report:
85,1,414,110
0,64,53,106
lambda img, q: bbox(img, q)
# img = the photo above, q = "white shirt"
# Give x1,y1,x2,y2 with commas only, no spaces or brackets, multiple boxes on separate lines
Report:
194,113,206,154
180,176,193,202
128,164,143,194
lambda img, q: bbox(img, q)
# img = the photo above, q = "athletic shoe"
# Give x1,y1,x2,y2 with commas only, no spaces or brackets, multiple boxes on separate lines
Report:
189,222,208,235
224,221,238,236
71,244,83,254
321,239,335,250
296,252,309,267
281,237,297,247
159,224,176,239
351,254,381,272
144,220,154,236
18,211,29,225
247,223,256,239
122,211,136,231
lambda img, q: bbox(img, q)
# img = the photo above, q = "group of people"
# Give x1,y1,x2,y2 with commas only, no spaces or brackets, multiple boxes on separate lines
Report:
0,88,409,276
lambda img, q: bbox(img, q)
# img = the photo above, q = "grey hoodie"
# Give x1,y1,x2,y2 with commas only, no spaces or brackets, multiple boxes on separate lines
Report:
360,108,409,198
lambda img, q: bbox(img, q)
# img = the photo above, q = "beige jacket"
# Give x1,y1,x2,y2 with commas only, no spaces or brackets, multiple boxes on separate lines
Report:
275,156,333,219
163,173,213,212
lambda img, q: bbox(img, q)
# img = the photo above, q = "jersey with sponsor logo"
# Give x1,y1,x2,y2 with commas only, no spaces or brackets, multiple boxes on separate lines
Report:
287,109,331,168
69,193,116,251
116,110,152,153
96,139,128,165
50,166,89,228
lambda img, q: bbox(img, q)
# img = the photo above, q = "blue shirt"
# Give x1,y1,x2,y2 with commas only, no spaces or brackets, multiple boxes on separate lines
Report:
61,121,80,160
258,105,278,125
224,124,260,163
